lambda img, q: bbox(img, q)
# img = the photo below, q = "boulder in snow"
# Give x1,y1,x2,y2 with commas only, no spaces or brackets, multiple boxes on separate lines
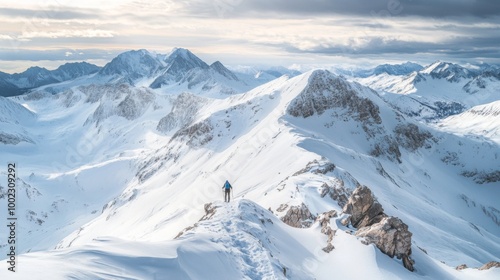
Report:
356,216,414,271
281,203,315,228
342,185,386,228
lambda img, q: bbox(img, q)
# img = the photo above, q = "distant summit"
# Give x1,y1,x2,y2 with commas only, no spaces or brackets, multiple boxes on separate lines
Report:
352,62,423,77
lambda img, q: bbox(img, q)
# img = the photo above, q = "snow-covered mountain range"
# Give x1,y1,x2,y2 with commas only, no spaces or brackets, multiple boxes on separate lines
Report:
0,49,499,279
0,62,100,97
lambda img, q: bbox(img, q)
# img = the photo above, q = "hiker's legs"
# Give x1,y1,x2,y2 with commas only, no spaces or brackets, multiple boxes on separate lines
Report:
225,190,230,202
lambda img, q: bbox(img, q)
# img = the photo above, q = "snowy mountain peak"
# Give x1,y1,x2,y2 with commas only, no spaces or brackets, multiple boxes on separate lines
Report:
372,62,423,76
99,49,163,81
347,62,423,78
164,47,209,72
52,62,100,81
421,61,477,82
210,61,239,81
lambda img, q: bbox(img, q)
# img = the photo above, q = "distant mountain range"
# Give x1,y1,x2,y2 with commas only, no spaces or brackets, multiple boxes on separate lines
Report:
0,62,100,97
0,48,305,98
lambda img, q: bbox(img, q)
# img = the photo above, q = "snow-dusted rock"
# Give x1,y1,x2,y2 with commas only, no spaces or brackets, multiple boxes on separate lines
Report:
344,185,414,271
479,261,500,270
356,216,414,271
280,203,315,228
287,70,382,127
342,185,386,228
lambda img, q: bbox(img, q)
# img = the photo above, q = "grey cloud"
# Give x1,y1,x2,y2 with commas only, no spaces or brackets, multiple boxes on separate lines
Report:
0,7,102,20
282,35,500,59
0,48,119,61
202,0,500,18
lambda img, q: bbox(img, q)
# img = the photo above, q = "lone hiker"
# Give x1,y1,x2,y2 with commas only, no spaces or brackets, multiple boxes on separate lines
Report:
222,180,233,202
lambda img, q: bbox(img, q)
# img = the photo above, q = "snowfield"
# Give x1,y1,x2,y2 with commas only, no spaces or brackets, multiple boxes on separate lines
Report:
0,51,499,279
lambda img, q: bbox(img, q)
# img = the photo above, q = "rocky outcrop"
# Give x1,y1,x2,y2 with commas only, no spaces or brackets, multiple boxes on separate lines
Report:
287,71,382,129
479,261,500,270
320,182,351,208
343,185,414,271
0,132,34,145
171,119,214,147
317,210,337,253
456,261,500,271
356,217,413,271
281,203,315,228
394,123,433,152
343,186,386,228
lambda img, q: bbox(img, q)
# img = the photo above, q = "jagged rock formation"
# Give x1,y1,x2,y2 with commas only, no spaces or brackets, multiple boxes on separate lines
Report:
343,186,386,228
343,185,414,271
0,132,34,145
393,123,433,152
317,210,337,253
320,182,351,208
287,71,382,129
356,216,413,271
280,203,315,228
171,119,214,148
478,261,500,270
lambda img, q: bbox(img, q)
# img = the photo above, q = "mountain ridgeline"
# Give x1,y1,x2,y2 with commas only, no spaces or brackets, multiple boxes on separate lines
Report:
0,48,499,279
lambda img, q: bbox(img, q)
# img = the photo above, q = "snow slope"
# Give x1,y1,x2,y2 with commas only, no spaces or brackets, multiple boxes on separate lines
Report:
436,100,500,144
4,199,499,280
0,65,499,279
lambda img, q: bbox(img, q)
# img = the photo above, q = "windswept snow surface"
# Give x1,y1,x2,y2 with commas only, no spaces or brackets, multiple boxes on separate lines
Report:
3,200,498,280
0,66,499,279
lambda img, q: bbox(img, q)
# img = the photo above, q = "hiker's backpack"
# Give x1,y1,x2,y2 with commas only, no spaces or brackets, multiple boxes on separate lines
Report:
225,181,231,189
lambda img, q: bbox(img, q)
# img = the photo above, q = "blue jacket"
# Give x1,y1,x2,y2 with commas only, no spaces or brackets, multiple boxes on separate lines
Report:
223,181,232,190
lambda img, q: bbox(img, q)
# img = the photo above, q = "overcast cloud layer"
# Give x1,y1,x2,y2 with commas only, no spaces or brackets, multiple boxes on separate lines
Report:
0,0,499,72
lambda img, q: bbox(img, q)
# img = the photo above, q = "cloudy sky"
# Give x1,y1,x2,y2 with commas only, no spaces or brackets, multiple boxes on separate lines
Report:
0,0,499,73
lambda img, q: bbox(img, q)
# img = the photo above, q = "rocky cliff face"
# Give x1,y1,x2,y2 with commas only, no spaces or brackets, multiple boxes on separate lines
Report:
287,70,382,128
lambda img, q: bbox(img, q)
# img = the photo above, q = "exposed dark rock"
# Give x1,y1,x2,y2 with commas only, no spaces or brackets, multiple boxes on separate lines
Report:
478,261,500,270
394,123,433,152
281,203,315,228
293,159,335,176
371,137,402,163
316,210,337,253
343,185,414,271
287,70,382,127
356,216,413,271
276,204,289,212
171,119,214,147
343,185,386,228
461,170,500,184
0,132,34,145
320,182,351,208
201,203,218,221
456,264,468,270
